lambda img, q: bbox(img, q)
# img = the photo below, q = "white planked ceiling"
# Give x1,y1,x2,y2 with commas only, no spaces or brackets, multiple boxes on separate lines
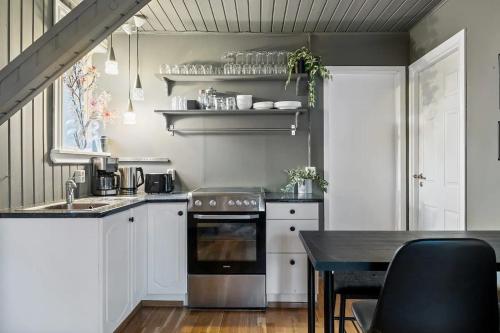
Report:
136,0,443,33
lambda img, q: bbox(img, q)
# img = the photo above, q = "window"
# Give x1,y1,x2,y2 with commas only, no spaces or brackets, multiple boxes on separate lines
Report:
51,0,111,163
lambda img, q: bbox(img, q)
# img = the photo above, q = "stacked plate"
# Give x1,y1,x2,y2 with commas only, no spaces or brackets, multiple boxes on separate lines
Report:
274,101,302,109
253,101,274,110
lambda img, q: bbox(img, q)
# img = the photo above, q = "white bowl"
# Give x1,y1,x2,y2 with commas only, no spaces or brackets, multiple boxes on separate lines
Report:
237,101,253,110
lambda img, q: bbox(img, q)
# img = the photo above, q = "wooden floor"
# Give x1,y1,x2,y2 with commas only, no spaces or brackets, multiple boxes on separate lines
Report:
121,282,360,333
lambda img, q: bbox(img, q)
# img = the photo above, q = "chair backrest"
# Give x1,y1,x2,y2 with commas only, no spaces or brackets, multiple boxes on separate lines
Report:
369,238,498,333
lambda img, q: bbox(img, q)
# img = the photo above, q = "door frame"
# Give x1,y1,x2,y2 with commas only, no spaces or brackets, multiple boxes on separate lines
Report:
323,66,407,231
408,30,466,231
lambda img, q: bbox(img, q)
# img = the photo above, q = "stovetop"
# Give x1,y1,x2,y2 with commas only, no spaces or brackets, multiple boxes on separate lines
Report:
188,187,265,212
191,187,264,194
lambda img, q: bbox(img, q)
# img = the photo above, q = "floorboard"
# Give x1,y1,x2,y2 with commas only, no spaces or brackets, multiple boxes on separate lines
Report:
121,283,361,333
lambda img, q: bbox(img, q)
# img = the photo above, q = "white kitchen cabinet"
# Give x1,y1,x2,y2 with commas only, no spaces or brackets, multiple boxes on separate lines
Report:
266,202,319,303
102,210,133,333
147,203,187,300
267,219,318,253
266,253,308,298
0,201,187,333
131,205,148,307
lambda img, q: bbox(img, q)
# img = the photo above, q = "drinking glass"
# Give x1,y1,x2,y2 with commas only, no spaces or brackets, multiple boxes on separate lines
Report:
160,64,171,74
234,51,244,75
277,51,288,74
256,51,265,71
243,52,253,75
215,97,226,110
263,52,274,75
225,97,237,110
205,64,213,75
180,65,189,75
196,64,206,75
223,52,235,75
189,64,197,75
172,64,180,75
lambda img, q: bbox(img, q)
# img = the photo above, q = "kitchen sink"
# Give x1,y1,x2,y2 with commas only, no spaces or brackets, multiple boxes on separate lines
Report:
42,203,110,210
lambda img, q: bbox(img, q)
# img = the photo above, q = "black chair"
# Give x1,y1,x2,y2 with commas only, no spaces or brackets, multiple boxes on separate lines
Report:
352,238,499,333
333,271,385,333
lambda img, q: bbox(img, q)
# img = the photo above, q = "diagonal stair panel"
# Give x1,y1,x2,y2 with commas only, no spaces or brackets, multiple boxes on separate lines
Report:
0,0,151,126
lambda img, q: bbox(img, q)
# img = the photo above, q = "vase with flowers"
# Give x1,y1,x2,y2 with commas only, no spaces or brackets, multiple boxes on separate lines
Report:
63,56,115,151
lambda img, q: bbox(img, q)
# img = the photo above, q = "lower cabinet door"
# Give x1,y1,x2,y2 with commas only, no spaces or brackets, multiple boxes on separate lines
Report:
102,210,133,333
147,203,187,297
132,205,148,307
266,253,308,302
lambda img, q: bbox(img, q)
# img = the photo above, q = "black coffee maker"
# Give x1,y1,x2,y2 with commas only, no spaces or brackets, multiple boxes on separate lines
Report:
90,157,120,196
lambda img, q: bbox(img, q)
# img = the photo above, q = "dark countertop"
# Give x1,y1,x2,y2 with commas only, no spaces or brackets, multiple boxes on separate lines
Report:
0,193,189,218
0,191,323,219
264,192,324,202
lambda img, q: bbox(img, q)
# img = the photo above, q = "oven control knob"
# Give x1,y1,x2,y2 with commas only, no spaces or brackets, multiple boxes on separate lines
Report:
250,200,257,206
227,200,235,206
243,200,250,206
194,200,203,207
209,200,217,207
235,200,242,206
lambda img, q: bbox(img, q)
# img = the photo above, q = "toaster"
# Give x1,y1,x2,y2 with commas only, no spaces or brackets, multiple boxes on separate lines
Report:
145,173,174,193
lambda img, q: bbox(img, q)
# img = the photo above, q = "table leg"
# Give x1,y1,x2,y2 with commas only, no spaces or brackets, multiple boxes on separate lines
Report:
324,271,334,333
307,258,315,333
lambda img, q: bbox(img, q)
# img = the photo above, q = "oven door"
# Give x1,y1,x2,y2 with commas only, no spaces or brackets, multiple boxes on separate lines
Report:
188,212,266,274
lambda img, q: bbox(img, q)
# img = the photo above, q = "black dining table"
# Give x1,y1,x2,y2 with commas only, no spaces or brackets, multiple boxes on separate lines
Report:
299,230,500,333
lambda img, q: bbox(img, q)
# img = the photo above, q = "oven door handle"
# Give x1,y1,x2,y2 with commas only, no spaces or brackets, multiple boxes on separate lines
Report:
193,214,260,220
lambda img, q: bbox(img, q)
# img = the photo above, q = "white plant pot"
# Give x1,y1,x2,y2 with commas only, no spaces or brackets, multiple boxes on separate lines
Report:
297,180,313,194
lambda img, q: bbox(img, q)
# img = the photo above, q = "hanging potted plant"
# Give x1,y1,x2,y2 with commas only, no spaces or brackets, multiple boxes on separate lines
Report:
281,166,328,194
285,47,330,108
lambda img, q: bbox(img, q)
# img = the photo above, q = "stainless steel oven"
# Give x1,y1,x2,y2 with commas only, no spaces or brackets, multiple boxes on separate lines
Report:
187,188,266,309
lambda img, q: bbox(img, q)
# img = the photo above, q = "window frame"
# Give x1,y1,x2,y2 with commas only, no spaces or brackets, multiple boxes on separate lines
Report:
50,0,110,164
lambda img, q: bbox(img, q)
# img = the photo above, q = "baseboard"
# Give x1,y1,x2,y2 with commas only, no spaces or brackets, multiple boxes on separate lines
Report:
267,302,307,309
142,300,184,307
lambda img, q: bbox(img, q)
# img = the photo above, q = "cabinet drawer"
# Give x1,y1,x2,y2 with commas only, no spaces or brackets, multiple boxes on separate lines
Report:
267,219,318,253
266,203,319,220
266,253,307,296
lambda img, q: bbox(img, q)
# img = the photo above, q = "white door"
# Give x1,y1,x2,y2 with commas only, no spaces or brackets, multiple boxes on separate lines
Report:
324,67,406,231
147,203,187,298
102,210,133,333
409,30,465,231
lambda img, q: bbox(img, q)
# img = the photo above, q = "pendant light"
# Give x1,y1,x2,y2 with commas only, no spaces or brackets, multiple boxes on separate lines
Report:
123,34,136,125
104,33,118,75
132,30,144,101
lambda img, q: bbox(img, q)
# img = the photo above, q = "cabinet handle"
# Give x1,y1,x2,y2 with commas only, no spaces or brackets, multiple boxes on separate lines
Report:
290,209,295,215
178,211,184,216
289,259,295,266
128,217,135,223
290,226,296,232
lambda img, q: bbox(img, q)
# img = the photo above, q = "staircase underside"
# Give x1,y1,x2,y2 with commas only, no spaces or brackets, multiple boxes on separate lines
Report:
0,0,151,126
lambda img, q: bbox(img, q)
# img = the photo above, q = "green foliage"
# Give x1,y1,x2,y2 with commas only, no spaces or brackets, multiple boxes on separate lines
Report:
281,167,328,193
285,47,331,108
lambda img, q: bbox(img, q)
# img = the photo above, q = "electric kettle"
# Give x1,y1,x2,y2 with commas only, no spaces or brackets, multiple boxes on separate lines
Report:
119,167,144,195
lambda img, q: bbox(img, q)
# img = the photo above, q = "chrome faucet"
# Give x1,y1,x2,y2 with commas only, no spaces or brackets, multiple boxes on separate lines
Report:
65,179,78,205
65,170,86,205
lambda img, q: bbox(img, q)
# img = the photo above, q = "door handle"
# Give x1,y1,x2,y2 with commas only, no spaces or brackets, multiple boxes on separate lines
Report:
412,173,427,180
193,214,259,220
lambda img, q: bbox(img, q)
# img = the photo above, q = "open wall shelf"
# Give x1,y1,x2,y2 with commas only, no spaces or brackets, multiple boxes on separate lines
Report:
154,108,307,136
155,73,308,96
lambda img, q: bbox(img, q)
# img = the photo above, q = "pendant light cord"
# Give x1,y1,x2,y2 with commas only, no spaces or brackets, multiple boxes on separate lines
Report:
136,31,139,74
128,34,131,100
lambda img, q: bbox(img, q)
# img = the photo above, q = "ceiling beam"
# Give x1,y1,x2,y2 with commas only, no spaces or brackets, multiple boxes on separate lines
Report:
0,0,152,126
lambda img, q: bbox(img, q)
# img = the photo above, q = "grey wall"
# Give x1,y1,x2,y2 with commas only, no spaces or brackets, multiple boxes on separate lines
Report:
95,32,408,192
0,0,86,210
409,0,500,230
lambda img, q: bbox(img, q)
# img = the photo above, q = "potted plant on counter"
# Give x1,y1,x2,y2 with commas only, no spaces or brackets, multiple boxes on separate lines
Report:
285,47,330,108
281,166,328,194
